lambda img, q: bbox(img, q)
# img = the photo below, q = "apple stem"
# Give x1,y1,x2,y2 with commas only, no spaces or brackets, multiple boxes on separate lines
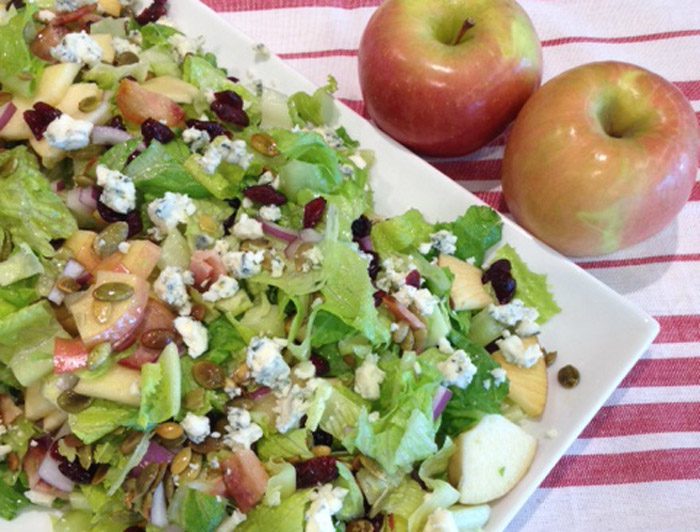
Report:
453,18,475,45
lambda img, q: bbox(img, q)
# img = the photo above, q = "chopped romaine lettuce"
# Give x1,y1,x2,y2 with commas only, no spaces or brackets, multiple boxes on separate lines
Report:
139,23,180,48
137,343,182,429
0,480,29,521
68,400,139,445
371,209,433,257
257,428,313,462
169,486,226,532
438,205,502,266
239,490,310,532
204,316,246,365
335,462,364,521
0,6,45,98
0,244,43,287
288,75,338,126
0,276,40,319
0,301,61,365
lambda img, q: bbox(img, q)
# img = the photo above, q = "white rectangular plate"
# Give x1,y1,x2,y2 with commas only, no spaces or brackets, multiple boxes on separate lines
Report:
5,2,659,531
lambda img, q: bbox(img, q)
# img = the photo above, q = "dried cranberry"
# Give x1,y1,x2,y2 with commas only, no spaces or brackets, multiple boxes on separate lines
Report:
483,259,511,278
8,0,24,9
23,102,61,140
309,354,330,377
351,215,372,240
125,211,143,238
369,515,385,532
294,456,338,488
367,251,380,280
210,100,249,127
243,185,287,206
404,270,421,288
373,290,386,307
214,90,244,109
96,198,126,223
141,118,174,145
303,197,327,229
106,115,126,131
484,340,500,353
312,429,333,447
135,0,167,25
227,76,240,83
482,259,516,304
58,457,95,484
185,119,229,139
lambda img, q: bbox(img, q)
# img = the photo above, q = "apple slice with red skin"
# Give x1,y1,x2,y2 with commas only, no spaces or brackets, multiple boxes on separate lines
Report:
222,449,269,512
53,338,89,374
115,78,185,127
119,299,177,369
67,271,149,348
95,240,162,279
190,249,227,291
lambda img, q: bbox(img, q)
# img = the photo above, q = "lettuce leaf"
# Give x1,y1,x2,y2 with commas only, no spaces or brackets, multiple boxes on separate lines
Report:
491,244,561,323
239,490,310,532
438,205,502,266
306,380,365,448
0,480,29,520
257,428,313,462
335,462,364,521
137,343,181,429
0,301,60,365
139,23,179,48
0,276,40,319
0,6,45,98
371,209,433,257
204,316,246,365
169,487,226,532
310,311,354,347
0,147,77,257
0,244,43,287
288,75,338,126
68,400,139,444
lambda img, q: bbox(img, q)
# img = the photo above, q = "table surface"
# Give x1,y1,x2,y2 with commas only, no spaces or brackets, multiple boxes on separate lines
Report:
202,1,700,530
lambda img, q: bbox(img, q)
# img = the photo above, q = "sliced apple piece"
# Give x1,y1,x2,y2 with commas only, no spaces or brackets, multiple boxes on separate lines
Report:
73,365,141,407
448,414,537,504
95,240,161,279
492,337,548,418
90,33,115,64
67,271,149,348
25,382,55,421
438,255,493,311
57,83,111,125
29,136,66,169
35,63,82,106
0,97,32,141
116,78,185,126
97,0,121,17
141,76,200,104
64,230,101,272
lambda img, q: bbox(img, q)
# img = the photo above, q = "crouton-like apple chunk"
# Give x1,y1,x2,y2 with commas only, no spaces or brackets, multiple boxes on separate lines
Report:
492,341,548,418
438,254,493,311
448,414,537,504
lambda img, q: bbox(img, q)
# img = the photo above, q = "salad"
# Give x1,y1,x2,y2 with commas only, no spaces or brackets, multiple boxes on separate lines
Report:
0,1,563,531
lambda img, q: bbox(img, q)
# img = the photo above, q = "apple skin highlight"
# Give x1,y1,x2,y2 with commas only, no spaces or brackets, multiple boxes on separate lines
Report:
358,0,542,157
502,61,699,257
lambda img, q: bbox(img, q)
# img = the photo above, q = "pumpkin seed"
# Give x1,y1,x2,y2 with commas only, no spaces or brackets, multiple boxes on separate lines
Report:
164,471,175,503
94,282,134,302
63,434,82,448
0,92,12,106
134,463,160,499
178,452,202,481
57,390,93,414
115,51,139,66
120,431,142,455
78,95,102,113
157,434,186,450
91,464,109,485
413,327,427,352
0,229,12,261
190,304,206,322
7,452,19,472
558,365,580,388
155,422,184,440
88,343,111,371
346,520,375,532
92,300,113,324
170,447,192,476
184,389,205,411
93,222,129,258
250,133,280,157
141,328,177,350
56,276,81,294
544,350,558,367
0,156,18,178
400,330,415,351
231,363,249,385
192,361,225,390
190,437,222,455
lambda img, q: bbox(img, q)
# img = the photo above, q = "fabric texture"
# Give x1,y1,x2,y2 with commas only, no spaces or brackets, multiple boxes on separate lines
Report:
202,1,700,529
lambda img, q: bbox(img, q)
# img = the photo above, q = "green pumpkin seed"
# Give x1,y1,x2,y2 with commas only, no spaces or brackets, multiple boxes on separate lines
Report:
88,343,111,370
0,229,12,261
93,222,129,258
94,282,134,302
78,95,102,113
57,277,81,294
192,361,225,390
0,156,18,178
558,364,581,388
57,390,93,414
115,51,139,66
134,463,160,499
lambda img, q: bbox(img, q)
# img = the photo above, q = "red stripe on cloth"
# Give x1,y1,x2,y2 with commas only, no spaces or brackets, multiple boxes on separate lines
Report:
542,449,700,487
620,359,700,388
430,159,503,182
541,29,700,47
674,80,700,101
473,191,510,213
280,49,358,60
579,254,700,270
339,98,367,117
691,181,700,201
656,316,700,344
202,0,380,11
581,403,700,438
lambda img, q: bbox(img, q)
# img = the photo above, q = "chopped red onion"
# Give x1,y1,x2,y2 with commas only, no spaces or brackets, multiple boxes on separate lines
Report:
358,235,373,252
432,386,453,420
38,453,75,493
248,386,272,400
0,102,16,132
380,293,426,330
63,187,97,221
261,220,299,243
132,441,174,476
91,125,133,146
51,180,65,193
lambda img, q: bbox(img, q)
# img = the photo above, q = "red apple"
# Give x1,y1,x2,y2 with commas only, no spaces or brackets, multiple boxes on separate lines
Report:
502,61,699,257
358,0,542,157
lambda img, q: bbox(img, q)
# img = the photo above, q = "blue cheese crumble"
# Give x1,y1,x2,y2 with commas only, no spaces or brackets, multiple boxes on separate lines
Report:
95,164,135,214
223,250,265,279
222,407,263,451
174,316,208,358
56,0,96,13
154,266,194,315
488,299,540,336
353,354,385,400
181,412,210,444
496,331,543,368
50,31,103,66
45,114,93,151
202,275,239,303
200,137,253,174
147,192,196,237
182,127,210,152
438,350,477,389
246,336,290,389
305,484,347,532
419,230,458,255
232,213,264,241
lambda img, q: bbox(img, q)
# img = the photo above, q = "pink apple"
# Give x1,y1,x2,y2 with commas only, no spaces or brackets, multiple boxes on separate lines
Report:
358,0,542,157
502,61,699,257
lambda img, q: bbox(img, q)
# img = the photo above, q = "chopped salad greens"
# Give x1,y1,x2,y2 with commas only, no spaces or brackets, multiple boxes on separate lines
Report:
0,1,561,531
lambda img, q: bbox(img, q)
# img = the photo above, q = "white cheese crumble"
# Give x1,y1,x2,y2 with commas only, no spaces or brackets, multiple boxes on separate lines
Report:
202,275,239,303
274,382,313,434
222,407,263,451
259,204,282,222
223,250,265,279
182,127,210,153
147,192,196,237
257,170,279,189
496,331,543,368
375,256,417,292
95,164,135,214
438,350,477,389
491,367,508,387
300,246,323,272
174,316,209,358
23,490,55,507
253,42,270,60
168,33,204,62
45,114,93,151
55,0,96,13
488,299,540,337
393,285,438,316
36,9,57,22
181,412,210,444
246,336,290,389
437,337,454,355
117,241,131,254
232,213,264,241
200,137,253,174
424,508,459,532
353,354,385,400
154,266,194,315
305,484,347,532
112,36,141,56
50,31,103,66
270,251,285,278
294,361,316,380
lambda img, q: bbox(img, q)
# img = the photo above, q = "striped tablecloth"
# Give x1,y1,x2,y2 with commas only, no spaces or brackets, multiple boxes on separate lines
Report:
203,1,700,529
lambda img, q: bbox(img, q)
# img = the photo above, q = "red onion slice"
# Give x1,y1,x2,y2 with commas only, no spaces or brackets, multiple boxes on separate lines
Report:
91,125,133,146
132,441,174,477
358,235,373,252
38,453,75,493
48,259,86,305
432,386,453,420
261,220,299,243
0,102,16,131
63,187,97,222
380,294,426,330
248,386,272,400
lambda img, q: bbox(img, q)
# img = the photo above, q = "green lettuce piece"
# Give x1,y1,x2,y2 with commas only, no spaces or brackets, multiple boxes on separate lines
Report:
335,462,364,521
0,276,40,319
257,428,313,462
179,356,227,416
99,139,142,172
170,487,226,532
9,327,68,387
374,478,426,530
0,244,43,286
125,141,210,199
83,61,149,89
141,44,181,77
239,490,310,532
0,6,45,98
0,480,29,520
310,311,354,347
0,417,36,484
288,75,338,126
183,155,237,200
137,343,181,429
68,400,139,444
439,332,509,437
263,461,296,507
0,301,59,365
371,209,433,257
204,316,246,365
104,431,150,495
139,23,179,48
185,198,234,247
306,380,365,448
89,16,127,37
439,205,502,266
79,485,133,528
252,267,325,297
319,240,389,345
412,253,453,298
240,296,286,339
0,147,77,257
491,244,561,323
